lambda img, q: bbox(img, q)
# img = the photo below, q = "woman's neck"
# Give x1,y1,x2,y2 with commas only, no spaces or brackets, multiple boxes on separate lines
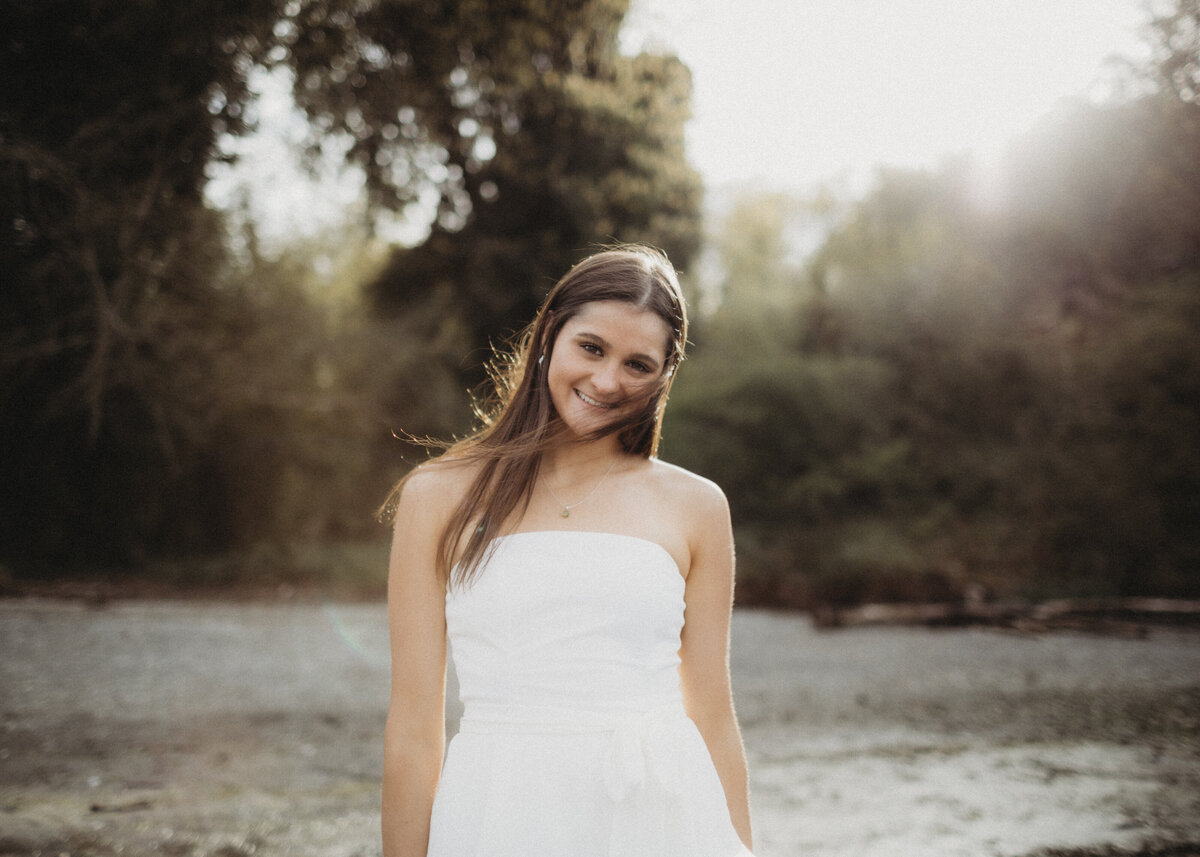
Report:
540,436,624,484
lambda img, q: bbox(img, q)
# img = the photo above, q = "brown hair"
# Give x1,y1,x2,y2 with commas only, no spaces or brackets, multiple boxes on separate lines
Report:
386,244,688,588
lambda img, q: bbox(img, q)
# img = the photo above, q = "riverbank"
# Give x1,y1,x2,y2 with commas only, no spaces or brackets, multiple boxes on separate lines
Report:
1,599,1197,856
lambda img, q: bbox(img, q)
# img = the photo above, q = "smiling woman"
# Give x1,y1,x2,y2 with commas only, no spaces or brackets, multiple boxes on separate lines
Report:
545,301,673,441
379,245,755,857
398,246,691,589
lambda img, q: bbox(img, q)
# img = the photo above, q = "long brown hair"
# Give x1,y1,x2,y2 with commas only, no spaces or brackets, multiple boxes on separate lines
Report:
386,244,688,588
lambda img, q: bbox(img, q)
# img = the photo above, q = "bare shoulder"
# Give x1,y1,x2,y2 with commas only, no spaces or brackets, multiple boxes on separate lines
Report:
391,455,480,530
644,457,730,524
643,458,732,583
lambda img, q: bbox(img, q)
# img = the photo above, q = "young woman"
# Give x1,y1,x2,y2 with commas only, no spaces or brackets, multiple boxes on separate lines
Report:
382,245,754,857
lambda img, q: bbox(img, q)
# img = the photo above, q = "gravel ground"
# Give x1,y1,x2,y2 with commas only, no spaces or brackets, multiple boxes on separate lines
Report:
1,598,1198,857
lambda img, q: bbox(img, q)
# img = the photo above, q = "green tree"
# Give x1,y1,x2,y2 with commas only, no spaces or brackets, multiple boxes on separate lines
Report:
0,0,704,571
671,59,1200,606
282,0,702,370
0,0,281,563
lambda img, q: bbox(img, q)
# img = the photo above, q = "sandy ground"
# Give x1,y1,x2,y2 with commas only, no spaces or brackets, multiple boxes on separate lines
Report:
1,598,1198,857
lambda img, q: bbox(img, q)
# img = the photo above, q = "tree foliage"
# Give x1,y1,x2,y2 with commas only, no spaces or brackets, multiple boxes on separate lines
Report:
1,0,282,563
666,44,1200,606
1144,0,1200,104
1,0,701,570
1,0,276,434
282,0,702,368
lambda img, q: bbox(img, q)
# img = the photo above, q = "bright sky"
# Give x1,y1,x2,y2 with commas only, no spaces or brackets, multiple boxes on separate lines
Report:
622,0,1150,194
209,0,1152,247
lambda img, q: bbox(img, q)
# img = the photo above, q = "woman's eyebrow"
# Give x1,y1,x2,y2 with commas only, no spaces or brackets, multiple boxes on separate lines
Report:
575,330,662,369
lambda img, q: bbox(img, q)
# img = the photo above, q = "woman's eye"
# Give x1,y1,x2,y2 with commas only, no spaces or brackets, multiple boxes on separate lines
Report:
628,361,652,374
581,342,602,355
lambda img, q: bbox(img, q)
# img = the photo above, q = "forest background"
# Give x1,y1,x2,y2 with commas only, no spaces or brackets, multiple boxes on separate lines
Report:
2,0,1198,610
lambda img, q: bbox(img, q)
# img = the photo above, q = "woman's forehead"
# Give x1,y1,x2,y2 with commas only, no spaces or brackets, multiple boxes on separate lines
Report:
562,301,672,343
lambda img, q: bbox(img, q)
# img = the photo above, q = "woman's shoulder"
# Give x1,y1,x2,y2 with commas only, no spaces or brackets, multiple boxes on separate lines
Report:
637,458,732,562
391,455,481,522
642,457,729,515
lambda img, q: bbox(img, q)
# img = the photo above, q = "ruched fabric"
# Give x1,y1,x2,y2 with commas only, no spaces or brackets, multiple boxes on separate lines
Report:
426,530,752,857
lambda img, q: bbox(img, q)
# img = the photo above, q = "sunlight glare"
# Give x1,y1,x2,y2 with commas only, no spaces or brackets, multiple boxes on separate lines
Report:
624,0,1148,194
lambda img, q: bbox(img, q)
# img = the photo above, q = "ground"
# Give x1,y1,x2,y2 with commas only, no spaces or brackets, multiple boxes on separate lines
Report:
1,598,1198,857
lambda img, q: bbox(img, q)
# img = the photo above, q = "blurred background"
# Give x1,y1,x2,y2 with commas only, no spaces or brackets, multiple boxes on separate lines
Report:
2,0,1197,610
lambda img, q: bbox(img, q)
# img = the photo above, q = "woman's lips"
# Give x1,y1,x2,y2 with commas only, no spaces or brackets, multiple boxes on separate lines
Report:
575,389,615,409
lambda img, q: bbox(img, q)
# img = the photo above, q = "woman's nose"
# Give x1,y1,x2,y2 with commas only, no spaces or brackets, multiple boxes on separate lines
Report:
592,361,621,393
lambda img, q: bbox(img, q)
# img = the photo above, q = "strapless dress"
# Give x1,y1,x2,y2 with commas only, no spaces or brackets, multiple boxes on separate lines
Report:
426,530,752,857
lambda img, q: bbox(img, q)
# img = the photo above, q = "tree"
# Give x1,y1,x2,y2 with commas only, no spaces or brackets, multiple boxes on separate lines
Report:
1144,0,1200,104
0,0,703,568
0,0,278,563
668,22,1200,603
282,0,702,369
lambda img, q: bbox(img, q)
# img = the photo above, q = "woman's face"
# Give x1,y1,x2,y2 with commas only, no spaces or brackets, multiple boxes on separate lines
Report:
546,300,673,439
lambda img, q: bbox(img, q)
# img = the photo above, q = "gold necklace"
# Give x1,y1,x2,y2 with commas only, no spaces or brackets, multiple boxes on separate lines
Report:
541,459,618,518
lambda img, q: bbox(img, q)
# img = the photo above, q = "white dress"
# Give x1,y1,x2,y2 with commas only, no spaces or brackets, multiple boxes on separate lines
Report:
427,530,753,857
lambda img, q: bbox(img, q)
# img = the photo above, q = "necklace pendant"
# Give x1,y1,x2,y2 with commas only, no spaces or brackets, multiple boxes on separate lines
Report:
541,458,617,522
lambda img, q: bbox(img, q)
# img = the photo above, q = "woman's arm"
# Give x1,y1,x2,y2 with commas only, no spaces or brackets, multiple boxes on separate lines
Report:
678,479,753,851
381,467,452,857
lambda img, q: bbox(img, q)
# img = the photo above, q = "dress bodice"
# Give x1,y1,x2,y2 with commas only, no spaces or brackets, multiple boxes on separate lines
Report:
445,530,686,722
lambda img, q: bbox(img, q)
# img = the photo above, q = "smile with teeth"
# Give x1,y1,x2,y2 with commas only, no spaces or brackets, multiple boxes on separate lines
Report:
575,389,615,409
